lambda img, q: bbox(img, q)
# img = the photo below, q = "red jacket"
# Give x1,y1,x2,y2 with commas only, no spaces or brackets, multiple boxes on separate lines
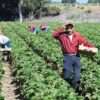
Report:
53,29,94,54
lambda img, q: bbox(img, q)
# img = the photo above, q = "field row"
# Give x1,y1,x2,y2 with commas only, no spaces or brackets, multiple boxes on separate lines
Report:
2,22,83,100
6,22,100,99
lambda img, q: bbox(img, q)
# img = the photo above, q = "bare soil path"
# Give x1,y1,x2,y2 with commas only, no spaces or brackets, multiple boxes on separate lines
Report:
1,63,19,100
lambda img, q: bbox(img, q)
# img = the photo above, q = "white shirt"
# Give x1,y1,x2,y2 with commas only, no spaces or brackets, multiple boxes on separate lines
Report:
68,34,73,41
0,35,10,44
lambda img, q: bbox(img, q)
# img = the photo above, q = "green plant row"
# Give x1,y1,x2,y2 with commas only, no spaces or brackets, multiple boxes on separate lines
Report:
2,22,83,100
0,48,4,100
9,22,100,99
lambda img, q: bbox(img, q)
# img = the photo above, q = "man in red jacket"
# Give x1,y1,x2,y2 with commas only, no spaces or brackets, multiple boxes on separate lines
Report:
53,23,98,90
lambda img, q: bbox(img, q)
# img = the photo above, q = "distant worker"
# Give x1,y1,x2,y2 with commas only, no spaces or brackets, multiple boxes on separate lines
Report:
0,30,11,49
53,23,98,91
40,23,49,32
28,23,39,34
0,29,12,63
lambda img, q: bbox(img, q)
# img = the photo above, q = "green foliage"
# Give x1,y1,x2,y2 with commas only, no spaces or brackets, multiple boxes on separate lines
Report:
0,54,4,100
1,22,100,100
2,22,82,100
88,0,100,3
22,0,48,18
41,6,61,17
47,6,61,16
14,22,100,99
62,0,76,3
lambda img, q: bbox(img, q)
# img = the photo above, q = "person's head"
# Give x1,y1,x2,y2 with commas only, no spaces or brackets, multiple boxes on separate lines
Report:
65,23,74,35
41,23,47,27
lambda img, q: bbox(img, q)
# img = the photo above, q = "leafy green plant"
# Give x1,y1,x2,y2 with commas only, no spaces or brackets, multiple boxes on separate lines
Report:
12,22,100,99
2,22,82,100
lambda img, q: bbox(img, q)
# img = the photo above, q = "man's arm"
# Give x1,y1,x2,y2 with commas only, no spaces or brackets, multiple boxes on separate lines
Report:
78,35,98,53
79,35,94,47
52,27,64,39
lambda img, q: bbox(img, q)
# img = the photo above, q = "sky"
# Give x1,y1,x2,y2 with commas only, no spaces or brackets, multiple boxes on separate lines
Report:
76,0,88,4
51,0,88,4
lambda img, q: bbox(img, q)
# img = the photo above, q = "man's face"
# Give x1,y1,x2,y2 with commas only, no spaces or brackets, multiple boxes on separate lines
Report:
65,27,74,35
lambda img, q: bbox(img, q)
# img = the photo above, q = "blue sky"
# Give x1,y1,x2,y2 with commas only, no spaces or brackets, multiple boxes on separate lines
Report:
51,0,88,3
77,0,88,3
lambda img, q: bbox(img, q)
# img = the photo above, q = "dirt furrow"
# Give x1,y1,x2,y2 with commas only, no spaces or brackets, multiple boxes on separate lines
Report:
1,63,19,100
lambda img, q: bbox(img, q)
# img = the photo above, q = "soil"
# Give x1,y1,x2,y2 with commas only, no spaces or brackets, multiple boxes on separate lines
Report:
1,63,19,100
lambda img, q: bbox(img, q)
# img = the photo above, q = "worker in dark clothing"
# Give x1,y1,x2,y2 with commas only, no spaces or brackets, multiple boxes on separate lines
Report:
52,23,98,90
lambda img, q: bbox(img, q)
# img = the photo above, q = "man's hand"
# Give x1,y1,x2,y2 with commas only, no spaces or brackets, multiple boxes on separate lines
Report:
79,44,98,53
79,44,86,51
89,47,98,53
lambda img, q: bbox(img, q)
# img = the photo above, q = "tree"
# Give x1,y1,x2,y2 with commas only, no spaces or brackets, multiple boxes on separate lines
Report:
22,0,48,19
0,0,48,21
88,0,100,3
0,0,18,21
62,0,76,3
18,0,23,23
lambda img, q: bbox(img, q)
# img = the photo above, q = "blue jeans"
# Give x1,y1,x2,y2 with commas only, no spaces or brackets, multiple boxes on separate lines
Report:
63,54,81,88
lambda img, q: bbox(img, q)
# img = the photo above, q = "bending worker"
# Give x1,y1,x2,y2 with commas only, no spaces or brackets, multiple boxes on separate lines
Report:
0,30,11,49
0,29,12,63
28,23,39,34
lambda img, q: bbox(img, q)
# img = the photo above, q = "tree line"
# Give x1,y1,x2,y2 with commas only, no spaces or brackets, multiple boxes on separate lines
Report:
0,0,48,21
0,0,100,21
62,0,100,3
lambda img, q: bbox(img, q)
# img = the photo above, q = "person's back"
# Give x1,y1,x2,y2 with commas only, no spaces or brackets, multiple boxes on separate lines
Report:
0,34,10,45
0,30,11,48
0,29,12,63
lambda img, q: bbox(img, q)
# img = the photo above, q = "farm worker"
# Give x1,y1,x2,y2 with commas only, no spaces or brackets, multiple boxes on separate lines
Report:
28,23,39,34
52,23,98,90
0,29,12,63
0,30,11,49
40,23,49,32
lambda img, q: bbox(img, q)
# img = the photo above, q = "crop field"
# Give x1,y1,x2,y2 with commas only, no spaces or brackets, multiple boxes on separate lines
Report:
0,22,100,100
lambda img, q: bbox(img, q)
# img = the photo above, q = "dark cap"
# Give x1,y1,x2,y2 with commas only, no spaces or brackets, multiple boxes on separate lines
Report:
65,23,74,29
